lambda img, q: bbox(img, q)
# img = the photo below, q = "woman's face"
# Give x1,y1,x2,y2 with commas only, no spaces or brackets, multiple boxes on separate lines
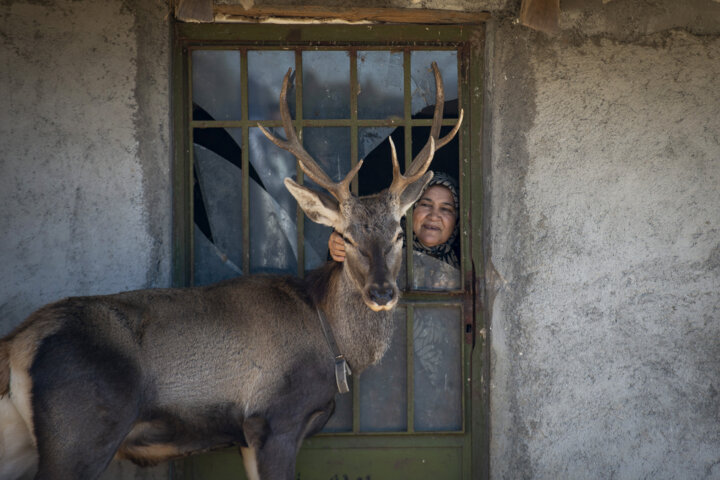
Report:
412,185,457,248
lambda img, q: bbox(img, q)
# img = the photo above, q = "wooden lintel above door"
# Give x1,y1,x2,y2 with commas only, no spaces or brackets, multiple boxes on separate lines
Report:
176,1,490,25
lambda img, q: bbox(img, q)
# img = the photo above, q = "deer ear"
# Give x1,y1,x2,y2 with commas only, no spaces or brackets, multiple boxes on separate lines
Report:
398,171,433,214
284,178,341,228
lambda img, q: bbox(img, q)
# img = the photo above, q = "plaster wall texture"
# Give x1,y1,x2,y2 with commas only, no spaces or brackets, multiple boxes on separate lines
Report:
561,0,720,38
0,1,171,475
0,0,172,339
0,0,173,477
487,19,720,480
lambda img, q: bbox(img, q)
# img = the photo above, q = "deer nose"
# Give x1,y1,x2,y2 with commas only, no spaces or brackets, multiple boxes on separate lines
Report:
368,284,395,305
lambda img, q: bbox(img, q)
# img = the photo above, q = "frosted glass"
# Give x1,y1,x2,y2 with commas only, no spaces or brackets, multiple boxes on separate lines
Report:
302,127,351,271
410,51,458,118
248,50,296,121
413,307,462,431
302,51,350,119
322,382,353,433
359,308,407,432
192,50,241,121
249,127,298,274
193,133,244,285
358,50,404,119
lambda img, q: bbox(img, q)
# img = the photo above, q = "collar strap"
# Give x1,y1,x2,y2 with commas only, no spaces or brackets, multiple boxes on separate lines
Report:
316,307,352,394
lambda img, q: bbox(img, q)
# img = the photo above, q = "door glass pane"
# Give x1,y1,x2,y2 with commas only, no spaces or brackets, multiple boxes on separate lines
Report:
359,126,396,161
359,307,407,432
322,383,353,433
413,307,462,431
249,127,298,274
358,50,403,119
302,127,351,270
192,50,242,121
193,224,241,287
413,129,461,183
404,251,461,291
193,129,244,285
410,51,458,118
357,127,401,196
302,51,350,119
248,50,296,121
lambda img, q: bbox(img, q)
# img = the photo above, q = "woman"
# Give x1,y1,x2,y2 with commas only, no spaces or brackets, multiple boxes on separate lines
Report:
328,172,459,268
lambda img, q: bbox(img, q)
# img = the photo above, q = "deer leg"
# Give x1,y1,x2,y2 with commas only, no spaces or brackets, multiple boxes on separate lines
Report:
241,415,269,480
243,414,301,480
240,446,261,480
243,414,308,480
249,401,335,480
29,328,141,479
252,431,299,480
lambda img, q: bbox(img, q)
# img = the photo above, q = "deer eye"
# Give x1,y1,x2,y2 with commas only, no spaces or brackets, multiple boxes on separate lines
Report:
384,233,403,254
343,235,368,256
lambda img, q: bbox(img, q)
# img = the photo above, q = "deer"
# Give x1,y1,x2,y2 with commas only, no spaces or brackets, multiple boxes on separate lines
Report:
0,62,462,480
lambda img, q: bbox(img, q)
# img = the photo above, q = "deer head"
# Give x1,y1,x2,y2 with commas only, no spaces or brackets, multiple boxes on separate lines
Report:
259,62,463,311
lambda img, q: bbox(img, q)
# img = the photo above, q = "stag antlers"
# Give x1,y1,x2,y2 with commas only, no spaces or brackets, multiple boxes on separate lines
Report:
258,62,464,202
258,72,362,204
388,63,464,195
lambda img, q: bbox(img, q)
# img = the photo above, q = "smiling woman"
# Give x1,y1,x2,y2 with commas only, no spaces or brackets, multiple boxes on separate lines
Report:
411,171,459,267
414,186,456,247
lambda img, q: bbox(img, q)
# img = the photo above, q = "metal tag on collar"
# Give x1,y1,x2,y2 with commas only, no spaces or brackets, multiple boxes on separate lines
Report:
335,355,352,394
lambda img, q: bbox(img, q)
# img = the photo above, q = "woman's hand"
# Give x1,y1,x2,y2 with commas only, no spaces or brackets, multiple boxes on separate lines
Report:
328,231,346,262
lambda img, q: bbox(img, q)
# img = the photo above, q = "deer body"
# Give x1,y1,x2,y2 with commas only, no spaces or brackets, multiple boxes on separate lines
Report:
0,63,461,480
1,263,391,479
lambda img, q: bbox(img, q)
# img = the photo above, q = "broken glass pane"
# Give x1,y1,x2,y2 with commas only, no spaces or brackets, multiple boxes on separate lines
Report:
413,307,462,431
248,127,298,274
193,132,244,285
357,127,404,196
302,127,351,270
193,224,242,287
302,51,350,119
410,51,458,118
192,50,241,121
358,50,403,120
359,126,396,161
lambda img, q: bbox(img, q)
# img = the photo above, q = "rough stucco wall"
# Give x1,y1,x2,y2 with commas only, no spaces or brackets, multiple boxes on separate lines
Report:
487,13,720,480
0,0,171,475
0,0,172,338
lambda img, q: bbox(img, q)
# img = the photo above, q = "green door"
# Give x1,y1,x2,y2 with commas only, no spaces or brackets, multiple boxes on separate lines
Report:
172,23,486,480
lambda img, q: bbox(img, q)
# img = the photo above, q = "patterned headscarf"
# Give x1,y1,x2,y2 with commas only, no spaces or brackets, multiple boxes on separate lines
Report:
409,171,460,268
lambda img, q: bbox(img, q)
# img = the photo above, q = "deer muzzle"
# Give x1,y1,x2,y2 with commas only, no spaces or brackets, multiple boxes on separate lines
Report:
365,282,399,312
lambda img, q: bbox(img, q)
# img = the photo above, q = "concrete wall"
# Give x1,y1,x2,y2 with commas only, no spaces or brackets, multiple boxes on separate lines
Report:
1,0,719,479
0,0,172,477
0,0,172,334
485,3,720,479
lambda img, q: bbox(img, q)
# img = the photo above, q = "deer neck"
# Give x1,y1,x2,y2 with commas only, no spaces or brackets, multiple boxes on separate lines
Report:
308,263,395,375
